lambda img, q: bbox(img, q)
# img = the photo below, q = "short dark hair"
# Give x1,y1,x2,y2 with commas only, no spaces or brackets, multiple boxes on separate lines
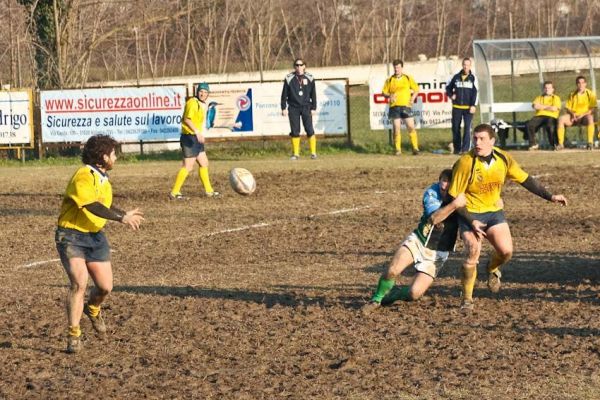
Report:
543,80,554,87
473,123,497,140
392,59,403,67
462,57,471,63
439,168,453,181
576,75,586,84
82,134,117,168
294,58,305,66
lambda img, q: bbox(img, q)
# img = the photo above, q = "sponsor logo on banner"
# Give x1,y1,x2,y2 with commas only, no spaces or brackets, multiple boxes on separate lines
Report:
41,86,186,143
369,77,452,129
0,90,34,145
200,80,347,138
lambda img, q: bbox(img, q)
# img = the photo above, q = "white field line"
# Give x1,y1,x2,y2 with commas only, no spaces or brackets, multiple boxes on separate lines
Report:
309,205,371,218
22,206,372,267
204,222,271,237
18,249,117,270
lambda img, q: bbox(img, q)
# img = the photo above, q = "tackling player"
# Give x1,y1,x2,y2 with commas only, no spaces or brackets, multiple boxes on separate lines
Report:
169,82,220,199
449,124,568,311
382,59,420,155
55,135,144,353
362,169,466,314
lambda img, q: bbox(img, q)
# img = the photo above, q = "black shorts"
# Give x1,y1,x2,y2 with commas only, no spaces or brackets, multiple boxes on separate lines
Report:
458,210,507,233
181,134,205,158
55,227,111,267
388,106,414,120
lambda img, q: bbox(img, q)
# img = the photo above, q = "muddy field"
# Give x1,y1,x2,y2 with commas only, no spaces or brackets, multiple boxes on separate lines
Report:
1,151,600,399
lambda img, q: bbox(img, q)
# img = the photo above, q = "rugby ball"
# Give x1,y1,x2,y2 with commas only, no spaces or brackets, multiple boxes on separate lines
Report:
229,168,256,195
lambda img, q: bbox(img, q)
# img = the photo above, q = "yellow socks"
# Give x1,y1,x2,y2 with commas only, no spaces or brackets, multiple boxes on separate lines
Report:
291,137,300,156
199,166,214,194
557,125,565,145
309,136,317,155
87,304,101,318
461,263,477,301
409,130,419,151
486,251,506,274
394,132,402,153
587,123,595,144
68,325,81,337
171,167,189,195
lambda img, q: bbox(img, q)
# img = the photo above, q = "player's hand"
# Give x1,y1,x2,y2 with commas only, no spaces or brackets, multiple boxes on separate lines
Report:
196,134,205,144
451,94,456,100
471,220,487,239
282,109,288,117
469,106,476,114
311,110,316,116
453,193,467,208
389,94,397,104
551,194,568,206
122,208,144,231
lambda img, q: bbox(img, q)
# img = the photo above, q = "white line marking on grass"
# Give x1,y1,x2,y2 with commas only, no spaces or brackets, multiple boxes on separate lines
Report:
309,205,371,218
19,250,117,270
18,258,61,269
204,222,271,237
532,173,553,178
202,205,372,238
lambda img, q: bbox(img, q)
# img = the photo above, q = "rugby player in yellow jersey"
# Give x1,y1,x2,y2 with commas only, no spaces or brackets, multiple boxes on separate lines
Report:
55,135,144,353
556,76,597,150
526,81,561,150
382,59,420,155
448,124,567,311
169,82,220,199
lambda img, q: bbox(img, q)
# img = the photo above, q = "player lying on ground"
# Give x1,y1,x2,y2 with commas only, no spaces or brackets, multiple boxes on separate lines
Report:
55,135,144,353
448,123,568,311
362,169,466,314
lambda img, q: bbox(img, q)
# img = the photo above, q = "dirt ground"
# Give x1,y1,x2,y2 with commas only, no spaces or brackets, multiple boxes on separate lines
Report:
1,151,600,399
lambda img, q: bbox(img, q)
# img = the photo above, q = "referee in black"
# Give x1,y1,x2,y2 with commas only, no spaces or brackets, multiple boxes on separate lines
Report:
281,58,317,160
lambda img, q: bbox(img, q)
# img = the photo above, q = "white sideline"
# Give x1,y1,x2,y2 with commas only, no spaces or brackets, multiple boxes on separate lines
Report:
18,249,117,270
20,206,371,268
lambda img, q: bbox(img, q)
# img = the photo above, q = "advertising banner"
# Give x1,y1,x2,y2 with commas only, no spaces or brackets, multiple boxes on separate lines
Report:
0,90,34,145
201,80,347,138
41,86,186,143
369,75,452,130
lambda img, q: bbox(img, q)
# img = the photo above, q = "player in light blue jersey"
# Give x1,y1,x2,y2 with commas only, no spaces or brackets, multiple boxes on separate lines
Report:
362,169,466,314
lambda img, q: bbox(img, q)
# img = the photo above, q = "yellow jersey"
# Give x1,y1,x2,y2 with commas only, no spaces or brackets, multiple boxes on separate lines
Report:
57,165,113,233
181,97,206,135
448,148,529,213
532,94,561,119
565,89,597,116
382,74,419,107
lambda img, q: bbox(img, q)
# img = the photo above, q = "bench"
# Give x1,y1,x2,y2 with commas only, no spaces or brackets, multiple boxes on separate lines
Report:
482,101,595,149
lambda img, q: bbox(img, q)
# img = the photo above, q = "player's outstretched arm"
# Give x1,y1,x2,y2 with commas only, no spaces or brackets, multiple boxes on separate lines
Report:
519,176,567,206
84,203,144,230
429,193,466,226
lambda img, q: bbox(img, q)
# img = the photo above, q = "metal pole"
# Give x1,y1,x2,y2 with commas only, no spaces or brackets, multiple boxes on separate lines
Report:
509,12,517,144
385,20,392,147
258,24,264,83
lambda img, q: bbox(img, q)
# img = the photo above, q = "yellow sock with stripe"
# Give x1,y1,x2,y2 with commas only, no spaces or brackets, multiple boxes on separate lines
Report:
409,130,419,151
309,136,317,155
587,123,595,144
87,303,101,318
394,133,402,152
557,125,565,145
68,325,81,338
171,167,189,195
461,263,477,301
199,167,214,194
291,137,300,156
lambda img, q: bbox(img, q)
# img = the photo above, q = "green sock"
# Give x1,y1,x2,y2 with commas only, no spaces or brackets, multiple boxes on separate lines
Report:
381,285,412,305
371,277,395,303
